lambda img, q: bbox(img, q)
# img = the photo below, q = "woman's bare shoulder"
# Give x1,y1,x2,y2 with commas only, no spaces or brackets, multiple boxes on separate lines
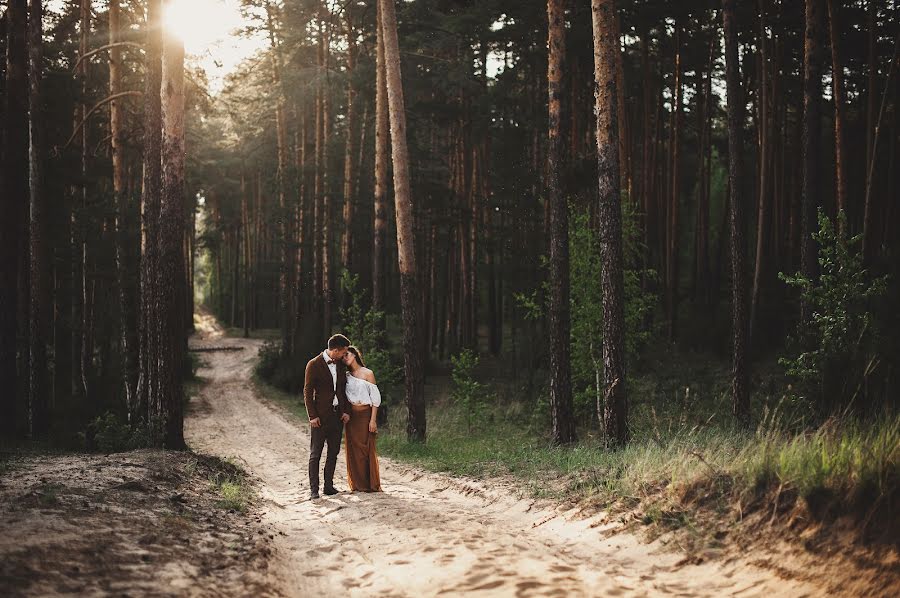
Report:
360,368,377,384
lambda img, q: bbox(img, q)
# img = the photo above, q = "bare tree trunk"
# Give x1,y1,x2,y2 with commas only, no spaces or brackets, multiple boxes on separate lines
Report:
546,0,576,445
341,14,358,282
666,21,683,343
826,0,848,233
157,7,186,449
592,0,628,446
723,0,750,426
378,0,426,442
1,0,28,439
137,0,161,426
800,0,825,319
372,3,389,320
27,0,49,438
751,0,770,343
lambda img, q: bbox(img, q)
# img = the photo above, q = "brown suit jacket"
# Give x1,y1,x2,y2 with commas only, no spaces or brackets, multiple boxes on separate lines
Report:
304,353,350,423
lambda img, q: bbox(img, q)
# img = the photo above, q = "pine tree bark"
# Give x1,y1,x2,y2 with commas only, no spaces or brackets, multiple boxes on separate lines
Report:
27,0,50,438
372,2,389,319
826,0,848,233
801,0,825,318
546,0,576,445
157,8,186,449
138,0,162,427
592,0,628,446
751,0,770,343
378,0,426,442
723,0,750,426
1,0,28,439
666,21,683,343
341,13,358,280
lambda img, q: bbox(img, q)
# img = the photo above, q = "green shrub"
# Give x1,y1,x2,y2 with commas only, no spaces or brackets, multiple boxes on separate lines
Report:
515,204,654,421
340,270,402,406
450,350,491,431
779,209,889,416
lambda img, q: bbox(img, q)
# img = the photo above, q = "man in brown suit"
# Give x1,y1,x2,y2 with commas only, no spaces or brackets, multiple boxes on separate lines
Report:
304,334,352,499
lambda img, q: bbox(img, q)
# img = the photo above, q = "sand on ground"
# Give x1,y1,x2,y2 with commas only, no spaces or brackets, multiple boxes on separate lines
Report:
185,312,830,598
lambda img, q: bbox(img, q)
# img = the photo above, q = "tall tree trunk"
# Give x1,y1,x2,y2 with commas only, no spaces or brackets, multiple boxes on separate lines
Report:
666,21,683,343
372,2,389,320
378,0,426,442
546,0,576,445
751,0,770,343
826,0,847,233
109,0,138,420
341,16,358,282
1,0,28,439
723,0,750,426
592,0,628,446
28,0,49,438
801,0,825,319
157,6,186,449
863,28,900,261
138,1,162,428
264,3,291,355
76,0,90,401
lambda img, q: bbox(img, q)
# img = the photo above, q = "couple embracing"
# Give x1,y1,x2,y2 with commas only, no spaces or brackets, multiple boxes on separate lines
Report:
303,334,382,500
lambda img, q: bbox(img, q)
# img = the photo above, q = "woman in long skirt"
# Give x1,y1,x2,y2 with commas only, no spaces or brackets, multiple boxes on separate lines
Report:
342,346,382,492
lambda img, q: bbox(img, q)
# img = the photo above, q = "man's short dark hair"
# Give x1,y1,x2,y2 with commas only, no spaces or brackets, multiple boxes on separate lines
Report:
328,334,351,349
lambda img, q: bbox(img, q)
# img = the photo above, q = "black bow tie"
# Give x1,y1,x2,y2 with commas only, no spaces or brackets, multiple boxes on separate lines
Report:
326,359,337,365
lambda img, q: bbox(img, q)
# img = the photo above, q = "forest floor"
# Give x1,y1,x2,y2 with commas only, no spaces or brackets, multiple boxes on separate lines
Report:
181,311,878,597
0,448,278,596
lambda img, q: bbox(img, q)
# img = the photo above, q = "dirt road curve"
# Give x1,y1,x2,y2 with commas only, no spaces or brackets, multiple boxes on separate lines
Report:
185,318,818,598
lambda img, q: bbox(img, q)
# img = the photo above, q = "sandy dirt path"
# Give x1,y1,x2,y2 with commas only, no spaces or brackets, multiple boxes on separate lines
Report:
184,318,820,597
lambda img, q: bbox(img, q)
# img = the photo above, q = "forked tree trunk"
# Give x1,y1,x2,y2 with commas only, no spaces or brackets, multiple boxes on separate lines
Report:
378,0,426,442
157,8,186,449
592,0,628,446
546,0,576,445
723,0,750,426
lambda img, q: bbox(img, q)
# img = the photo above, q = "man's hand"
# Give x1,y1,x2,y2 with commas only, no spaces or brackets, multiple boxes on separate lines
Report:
309,417,321,428
368,420,377,434
340,413,350,424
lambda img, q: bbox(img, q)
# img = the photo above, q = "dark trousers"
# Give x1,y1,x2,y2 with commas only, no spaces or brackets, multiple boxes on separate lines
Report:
309,415,343,491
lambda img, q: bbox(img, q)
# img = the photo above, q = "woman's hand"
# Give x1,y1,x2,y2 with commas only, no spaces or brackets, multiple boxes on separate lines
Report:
369,420,377,434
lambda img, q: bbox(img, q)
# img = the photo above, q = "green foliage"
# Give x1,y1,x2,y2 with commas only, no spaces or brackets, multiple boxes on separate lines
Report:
778,210,889,414
450,350,492,431
516,204,655,419
378,397,898,529
86,412,163,453
340,271,402,403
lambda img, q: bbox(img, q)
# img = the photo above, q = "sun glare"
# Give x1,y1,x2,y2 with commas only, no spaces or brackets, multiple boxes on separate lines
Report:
163,0,232,54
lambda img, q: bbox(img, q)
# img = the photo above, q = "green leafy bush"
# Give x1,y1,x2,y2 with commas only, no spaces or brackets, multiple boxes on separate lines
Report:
450,350,492,431
516,204,655,421
340,271,402,413
779,210,889,415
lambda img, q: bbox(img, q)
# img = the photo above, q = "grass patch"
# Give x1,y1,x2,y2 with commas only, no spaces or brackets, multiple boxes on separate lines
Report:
252,368,898,540
204,457,254,512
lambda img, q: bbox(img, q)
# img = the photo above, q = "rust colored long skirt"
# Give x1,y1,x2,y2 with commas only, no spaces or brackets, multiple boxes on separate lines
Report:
345,405,382,492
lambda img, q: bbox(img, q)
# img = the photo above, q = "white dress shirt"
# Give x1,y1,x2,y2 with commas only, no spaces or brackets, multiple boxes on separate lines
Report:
322,350,338,406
